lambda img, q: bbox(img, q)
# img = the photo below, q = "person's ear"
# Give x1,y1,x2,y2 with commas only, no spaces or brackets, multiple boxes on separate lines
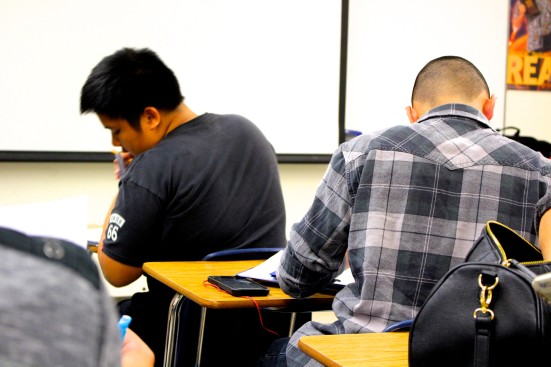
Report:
405,105,419,124
482,94,496,121
141,107,162,130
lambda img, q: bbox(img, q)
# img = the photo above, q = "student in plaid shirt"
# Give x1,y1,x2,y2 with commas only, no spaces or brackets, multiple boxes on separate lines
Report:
257,55,551,367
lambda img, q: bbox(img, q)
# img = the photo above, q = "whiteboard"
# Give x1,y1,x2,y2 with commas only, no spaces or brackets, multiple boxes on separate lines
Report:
345,0,509,134
0,0,512,159
0,0,341,156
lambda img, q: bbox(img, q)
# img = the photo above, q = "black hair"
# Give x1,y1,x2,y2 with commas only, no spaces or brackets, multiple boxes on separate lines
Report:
411,56,490,106
80,48,184,129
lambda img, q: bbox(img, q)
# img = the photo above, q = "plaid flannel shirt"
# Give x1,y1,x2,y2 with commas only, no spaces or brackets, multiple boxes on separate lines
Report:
279,103,551,366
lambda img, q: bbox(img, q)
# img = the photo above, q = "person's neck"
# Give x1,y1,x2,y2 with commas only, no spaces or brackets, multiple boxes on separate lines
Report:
163,103,199,135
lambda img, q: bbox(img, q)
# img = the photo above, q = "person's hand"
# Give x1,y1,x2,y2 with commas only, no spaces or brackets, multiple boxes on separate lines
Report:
114,151,134,180
121,328,155,367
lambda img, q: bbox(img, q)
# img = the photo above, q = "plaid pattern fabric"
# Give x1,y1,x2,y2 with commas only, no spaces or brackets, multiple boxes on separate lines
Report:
279,104,551,367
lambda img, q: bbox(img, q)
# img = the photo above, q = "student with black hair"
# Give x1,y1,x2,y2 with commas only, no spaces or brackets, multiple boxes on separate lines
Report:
80,48,287,366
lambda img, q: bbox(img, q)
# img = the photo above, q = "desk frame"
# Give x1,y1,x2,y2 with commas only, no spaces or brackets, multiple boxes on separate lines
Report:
143,260,334,367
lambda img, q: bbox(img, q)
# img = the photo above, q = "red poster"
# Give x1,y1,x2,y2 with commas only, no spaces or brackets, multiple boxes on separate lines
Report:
507,0,551,90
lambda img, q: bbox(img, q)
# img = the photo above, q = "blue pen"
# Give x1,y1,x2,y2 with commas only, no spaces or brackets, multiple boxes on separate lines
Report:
118,315,132,340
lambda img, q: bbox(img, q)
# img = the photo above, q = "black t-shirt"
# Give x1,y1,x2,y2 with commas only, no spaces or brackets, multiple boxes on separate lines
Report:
102,113,286,267
101,113,288,365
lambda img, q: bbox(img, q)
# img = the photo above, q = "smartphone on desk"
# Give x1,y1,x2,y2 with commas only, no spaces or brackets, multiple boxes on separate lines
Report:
207,275,269,297
532,272,551,305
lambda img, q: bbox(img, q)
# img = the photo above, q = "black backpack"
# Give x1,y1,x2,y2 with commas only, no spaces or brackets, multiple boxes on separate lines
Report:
497,126,551,158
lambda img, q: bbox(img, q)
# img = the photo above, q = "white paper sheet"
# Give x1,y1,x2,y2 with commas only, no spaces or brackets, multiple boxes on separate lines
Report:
237,250,283,285
0,196,89,248
236,250,353,290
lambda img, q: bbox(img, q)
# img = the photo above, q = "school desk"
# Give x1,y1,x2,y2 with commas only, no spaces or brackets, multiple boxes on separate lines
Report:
143,260,334,367
298,332,409,367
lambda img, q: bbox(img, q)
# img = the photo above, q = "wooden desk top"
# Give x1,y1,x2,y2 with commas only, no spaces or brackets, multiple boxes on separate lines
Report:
143,260,334,309
298,332,409,367
86,241,98,253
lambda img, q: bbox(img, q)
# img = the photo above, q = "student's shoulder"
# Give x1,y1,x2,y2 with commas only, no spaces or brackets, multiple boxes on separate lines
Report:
200,113,270,147
207,113,259,129
0,226,101,289
341,124,412,152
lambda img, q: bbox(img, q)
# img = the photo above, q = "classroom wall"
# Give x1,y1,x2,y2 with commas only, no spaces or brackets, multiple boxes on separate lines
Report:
0,162,326,238
505,90,551,139
1,1,550,301
0,162,328,299
2,87,550,233
1,89,550,232
0,90,548,301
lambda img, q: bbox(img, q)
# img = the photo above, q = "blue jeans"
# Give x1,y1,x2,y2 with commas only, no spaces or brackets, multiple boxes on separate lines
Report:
255,337,290,367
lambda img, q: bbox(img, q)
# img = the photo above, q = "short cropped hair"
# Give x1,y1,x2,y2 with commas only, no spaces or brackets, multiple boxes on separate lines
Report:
80,48,184,129
411,56,490,106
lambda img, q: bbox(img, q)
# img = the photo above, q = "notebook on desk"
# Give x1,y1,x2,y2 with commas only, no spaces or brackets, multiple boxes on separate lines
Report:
236,250,354,292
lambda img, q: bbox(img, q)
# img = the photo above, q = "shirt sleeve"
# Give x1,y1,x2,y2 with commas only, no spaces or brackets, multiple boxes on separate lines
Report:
102,180,164,267
278,147,352,298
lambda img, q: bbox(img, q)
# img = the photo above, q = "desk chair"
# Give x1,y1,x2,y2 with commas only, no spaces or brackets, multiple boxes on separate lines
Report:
383,319,413,332
345,129,363,141
174,248,312,367
201,247,282,261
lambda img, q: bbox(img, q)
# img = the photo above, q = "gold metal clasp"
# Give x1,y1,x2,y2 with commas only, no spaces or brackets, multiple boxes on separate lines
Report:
473,274,499,320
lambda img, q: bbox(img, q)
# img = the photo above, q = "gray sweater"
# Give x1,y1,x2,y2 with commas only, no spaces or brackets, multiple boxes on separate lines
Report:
0,227,121,367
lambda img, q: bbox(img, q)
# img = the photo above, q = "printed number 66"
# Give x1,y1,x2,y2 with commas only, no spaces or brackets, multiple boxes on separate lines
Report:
107,224,119,241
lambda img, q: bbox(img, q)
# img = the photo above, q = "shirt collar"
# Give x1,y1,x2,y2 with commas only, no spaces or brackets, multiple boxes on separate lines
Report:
417,103,495,131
